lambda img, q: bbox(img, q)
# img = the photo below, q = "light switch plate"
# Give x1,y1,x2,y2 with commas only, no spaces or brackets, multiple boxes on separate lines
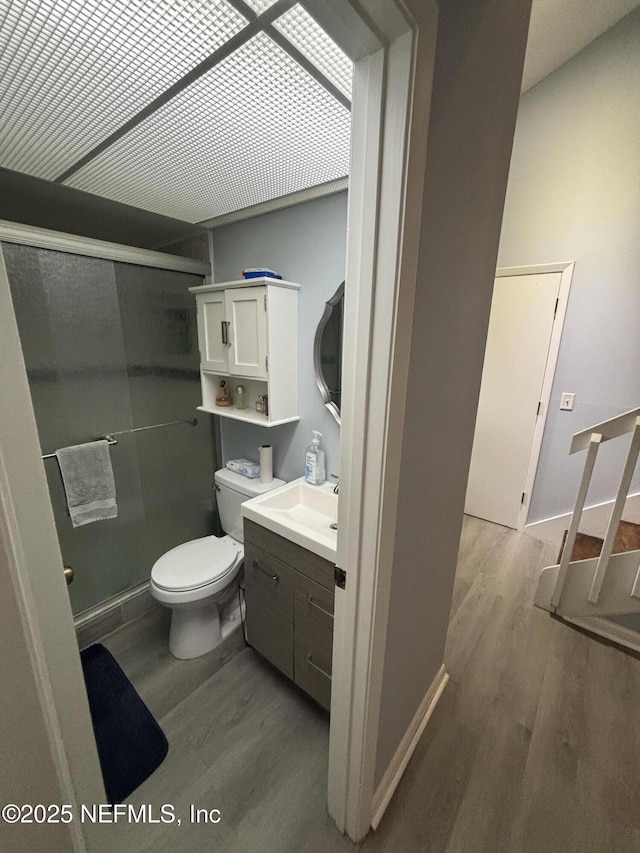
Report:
560,392,575,411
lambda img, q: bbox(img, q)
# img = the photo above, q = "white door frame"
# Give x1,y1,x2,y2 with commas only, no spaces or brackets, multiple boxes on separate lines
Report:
321,1,439,842
0,1,439,848
494,262,575,531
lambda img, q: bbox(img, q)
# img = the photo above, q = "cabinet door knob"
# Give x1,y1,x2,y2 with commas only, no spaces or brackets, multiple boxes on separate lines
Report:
253,559,278,582
221,320,231,346
63,566,74,585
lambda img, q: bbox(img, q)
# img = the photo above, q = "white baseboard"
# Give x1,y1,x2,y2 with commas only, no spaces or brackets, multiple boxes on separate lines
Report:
525,491,640,546
371,665,449,831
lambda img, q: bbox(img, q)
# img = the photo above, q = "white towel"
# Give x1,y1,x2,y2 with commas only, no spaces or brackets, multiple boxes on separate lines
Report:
55,441,117,527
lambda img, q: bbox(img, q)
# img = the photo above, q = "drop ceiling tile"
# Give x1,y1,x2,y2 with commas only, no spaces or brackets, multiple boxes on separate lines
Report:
241,0,279,13
274,4,352,99
66,31,351,222
0,0,247,179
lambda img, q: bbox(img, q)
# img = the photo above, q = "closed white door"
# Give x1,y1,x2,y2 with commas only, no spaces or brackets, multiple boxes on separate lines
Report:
465,272,561,528
197,290,229,373
225,286,268,379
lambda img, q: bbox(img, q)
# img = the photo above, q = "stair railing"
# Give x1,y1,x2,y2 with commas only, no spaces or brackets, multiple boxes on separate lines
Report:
551,407,640,610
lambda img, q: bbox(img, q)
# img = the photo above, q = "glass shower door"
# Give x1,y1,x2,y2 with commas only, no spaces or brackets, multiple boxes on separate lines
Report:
3,242,216,616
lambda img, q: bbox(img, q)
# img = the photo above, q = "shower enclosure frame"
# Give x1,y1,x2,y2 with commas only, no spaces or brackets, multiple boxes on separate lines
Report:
0,219,209,274
1,223,213,620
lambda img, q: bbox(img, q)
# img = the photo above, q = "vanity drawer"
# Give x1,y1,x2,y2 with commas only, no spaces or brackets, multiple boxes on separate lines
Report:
244,518,335,591
293,578,334,711
294,581,334,661
294,640,332,711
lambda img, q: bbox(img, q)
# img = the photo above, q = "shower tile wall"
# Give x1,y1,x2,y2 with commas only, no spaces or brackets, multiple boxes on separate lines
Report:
3,243,216,615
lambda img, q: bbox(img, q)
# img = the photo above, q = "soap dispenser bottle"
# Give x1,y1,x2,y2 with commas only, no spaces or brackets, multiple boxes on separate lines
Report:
305,431,326,485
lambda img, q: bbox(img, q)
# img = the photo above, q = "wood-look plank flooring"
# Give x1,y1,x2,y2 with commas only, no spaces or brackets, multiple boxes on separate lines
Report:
95,517,640,852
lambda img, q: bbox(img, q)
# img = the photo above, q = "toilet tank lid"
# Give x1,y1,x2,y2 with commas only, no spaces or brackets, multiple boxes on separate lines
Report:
214,467,286,496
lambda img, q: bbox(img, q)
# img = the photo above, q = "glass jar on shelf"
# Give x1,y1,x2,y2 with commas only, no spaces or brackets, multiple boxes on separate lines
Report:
235,385,248,410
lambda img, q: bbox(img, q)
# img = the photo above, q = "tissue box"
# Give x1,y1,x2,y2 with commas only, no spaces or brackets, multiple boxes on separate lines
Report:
226,458,260,478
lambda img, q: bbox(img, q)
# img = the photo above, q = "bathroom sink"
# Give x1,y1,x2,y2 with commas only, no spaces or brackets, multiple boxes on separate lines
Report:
241,478,338,562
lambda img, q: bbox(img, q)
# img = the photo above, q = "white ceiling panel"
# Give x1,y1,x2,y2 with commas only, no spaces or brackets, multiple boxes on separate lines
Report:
241,0,280,13
274,4,352,98
0,0,247,179
65,31,351,222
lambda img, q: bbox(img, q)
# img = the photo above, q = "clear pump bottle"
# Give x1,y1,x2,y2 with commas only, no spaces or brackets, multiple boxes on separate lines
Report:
304,430,326,485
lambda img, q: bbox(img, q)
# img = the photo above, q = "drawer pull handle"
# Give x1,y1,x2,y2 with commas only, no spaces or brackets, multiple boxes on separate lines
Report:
305,653,331,680
306,595,333,619
253,559,278,582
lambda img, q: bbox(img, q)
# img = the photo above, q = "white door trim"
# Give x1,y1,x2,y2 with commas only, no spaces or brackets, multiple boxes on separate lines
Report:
0,219,211,275
0,450,87,852
494,262,575,531
328,2,439,841
326,45,386,839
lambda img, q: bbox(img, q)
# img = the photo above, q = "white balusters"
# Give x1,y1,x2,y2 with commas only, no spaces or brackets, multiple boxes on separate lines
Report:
588,418,640,604
539,407,640,617
551,432,602,609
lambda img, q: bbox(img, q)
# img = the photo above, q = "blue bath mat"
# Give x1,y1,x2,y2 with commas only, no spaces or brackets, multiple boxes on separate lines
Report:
80,643,169,804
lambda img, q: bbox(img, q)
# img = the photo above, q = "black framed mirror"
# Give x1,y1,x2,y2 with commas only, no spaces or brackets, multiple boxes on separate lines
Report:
313,281,344,425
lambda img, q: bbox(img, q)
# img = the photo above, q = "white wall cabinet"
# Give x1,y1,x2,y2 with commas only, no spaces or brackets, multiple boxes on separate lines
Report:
189,277,299,427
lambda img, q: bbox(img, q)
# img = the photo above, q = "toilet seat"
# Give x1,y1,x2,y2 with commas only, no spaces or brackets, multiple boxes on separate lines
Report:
151,535,242,593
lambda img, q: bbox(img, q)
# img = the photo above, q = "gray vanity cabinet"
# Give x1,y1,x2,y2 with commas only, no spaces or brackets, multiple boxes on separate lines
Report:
243,519,334,710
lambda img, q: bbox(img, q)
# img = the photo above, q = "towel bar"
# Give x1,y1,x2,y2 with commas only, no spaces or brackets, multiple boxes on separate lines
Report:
41,417,198,460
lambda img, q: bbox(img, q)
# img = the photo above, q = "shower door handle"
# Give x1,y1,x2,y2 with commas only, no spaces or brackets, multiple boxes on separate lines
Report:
63,566,75,585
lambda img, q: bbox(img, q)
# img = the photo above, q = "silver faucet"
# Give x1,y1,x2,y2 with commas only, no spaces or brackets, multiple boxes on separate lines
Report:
330,474,339,494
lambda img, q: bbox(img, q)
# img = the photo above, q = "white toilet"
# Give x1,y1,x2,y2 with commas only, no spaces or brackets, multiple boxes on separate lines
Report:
150,467,285,659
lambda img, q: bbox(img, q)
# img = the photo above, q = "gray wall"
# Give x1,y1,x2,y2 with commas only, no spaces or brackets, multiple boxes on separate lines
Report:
497,8,640,523
374,0,532,787
211,193,346,483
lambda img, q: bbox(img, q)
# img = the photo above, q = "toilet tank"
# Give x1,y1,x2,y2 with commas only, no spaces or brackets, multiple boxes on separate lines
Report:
214,468,285,542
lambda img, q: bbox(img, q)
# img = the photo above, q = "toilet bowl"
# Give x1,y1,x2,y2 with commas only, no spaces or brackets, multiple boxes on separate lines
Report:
150,467,285,659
